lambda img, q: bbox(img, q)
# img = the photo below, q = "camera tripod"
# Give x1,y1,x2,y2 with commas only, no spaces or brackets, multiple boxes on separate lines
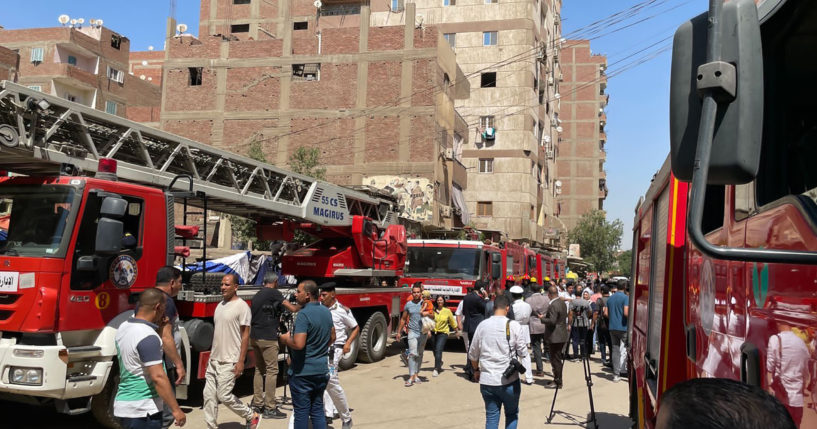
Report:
546,326,599,428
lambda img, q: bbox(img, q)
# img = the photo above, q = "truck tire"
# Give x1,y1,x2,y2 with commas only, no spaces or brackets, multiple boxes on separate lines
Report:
338,336,359,371
183,318,214,352
91,365,122,429
357,312,387,363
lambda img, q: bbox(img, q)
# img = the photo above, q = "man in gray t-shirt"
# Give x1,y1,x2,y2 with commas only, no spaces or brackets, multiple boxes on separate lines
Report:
568,290,593,360
396,284,431,386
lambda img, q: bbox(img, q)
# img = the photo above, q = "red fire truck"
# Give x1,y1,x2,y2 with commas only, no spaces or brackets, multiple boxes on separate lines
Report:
0,82,410,427
402,239,504,309
630,1,817,427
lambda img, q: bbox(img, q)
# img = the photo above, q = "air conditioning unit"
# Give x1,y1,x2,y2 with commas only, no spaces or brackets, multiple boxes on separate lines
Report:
443,148,454,160
546,150,554,160
441,205,452,218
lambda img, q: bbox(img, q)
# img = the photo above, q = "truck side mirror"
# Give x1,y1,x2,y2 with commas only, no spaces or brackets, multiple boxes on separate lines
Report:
491,252,501,263
96,218,124,255
100,196,127,218
669,0,763,184
492,262,501,280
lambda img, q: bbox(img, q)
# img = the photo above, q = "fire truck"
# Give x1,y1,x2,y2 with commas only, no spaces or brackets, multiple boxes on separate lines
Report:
630,0,817,427
402,239,504,309
0,81,410,427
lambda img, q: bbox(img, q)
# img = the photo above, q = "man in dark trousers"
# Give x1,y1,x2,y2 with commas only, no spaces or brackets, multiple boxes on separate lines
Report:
462,281,487,381
542,285,568,388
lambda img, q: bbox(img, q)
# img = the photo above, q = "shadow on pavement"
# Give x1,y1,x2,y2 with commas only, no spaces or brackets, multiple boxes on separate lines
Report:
544,410,632,428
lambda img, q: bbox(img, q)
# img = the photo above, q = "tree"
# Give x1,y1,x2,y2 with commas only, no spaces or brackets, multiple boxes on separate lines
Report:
229,139,270,250
289,146,326,180
567,210,623,274
616,249,632,277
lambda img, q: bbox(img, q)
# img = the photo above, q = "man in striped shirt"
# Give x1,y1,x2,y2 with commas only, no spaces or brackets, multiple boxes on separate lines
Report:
114,288,186,429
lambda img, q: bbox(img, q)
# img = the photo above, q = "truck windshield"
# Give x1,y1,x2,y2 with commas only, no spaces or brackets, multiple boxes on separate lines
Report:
405,247,480,279
0,185,76,257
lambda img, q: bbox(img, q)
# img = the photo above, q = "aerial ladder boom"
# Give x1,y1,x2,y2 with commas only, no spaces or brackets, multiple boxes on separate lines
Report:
0,81,398,228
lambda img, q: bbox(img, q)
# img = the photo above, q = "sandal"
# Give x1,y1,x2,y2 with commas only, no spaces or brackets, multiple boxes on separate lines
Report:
404,379,413,387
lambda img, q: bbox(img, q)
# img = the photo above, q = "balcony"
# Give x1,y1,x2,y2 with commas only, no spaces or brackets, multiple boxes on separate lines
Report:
599,131,606,142
447,157,468,189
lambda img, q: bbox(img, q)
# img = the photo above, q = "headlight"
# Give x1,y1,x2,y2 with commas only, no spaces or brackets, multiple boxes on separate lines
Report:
9,367,43,386
13,349,44,358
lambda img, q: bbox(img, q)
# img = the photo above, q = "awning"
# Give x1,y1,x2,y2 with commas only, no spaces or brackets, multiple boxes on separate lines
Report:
451,185,470,225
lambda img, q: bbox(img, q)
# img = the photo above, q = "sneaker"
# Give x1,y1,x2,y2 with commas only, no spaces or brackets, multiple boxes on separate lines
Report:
342,419,354,429
262,407,287,419
432,369,439,377
613,375,621,383
246,412,260,429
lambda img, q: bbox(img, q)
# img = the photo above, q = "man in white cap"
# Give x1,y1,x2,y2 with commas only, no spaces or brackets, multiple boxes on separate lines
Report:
509,285,533,385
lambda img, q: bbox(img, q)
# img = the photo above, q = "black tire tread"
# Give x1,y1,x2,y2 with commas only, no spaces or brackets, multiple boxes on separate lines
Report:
358,312,387,363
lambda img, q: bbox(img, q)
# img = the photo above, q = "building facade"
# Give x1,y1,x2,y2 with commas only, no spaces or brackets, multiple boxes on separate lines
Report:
370,0,564,245
0,25,162,123
161,0,470,230
0,45,17,81
129,49,164,86
555,39,608,230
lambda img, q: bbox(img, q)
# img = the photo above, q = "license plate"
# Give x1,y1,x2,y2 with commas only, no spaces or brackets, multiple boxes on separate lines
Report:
424,285,464,295
0,272,19,292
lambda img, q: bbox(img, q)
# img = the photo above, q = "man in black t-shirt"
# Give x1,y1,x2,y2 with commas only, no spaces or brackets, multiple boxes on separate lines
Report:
250,271,299,419
154,266,185,429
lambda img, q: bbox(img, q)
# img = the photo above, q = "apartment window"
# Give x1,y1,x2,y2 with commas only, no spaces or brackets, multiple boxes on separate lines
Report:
107,66,124,83
480,116,495,130
294,21,308,30
477,202,493,216
30,47,44,63
105,101,118,115
483,31,497,46
234,0,251,3
485,0,498,4
391,0,404,12
293,63,320,81
111,34,121,50
443,33,456,49
444,0,456,5
27,85,42,92
188,67,203,86
480,72,496,88
231,24,250,33
478,158,493,173
67,55,77,66
64,94,77,102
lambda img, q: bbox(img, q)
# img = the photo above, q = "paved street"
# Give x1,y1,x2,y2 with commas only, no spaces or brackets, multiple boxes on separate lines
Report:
1,340,631,428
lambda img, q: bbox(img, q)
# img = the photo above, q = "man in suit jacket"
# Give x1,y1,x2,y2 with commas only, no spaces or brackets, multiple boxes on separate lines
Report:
542,285,569,388
462,283,487,381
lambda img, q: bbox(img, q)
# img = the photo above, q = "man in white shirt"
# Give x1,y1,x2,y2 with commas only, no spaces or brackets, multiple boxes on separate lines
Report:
468,294,529,429
203,274,260,429
509,285,534,384
320,283,359,429
766,327,810,426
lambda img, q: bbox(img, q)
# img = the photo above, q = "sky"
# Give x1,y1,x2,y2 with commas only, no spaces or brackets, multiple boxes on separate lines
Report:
1,0,708,250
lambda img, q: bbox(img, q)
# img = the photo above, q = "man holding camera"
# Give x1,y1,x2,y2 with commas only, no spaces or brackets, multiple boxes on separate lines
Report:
249,271,300,419
468,295,529,429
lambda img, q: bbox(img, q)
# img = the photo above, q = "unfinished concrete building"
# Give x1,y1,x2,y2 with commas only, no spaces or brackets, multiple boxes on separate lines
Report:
161,0,470,230
0,25,162,123
556,39,608,230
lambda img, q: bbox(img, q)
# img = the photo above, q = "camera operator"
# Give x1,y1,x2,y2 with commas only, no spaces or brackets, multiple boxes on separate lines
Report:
249,272,300,419
468,294,529,429
568,289,593,362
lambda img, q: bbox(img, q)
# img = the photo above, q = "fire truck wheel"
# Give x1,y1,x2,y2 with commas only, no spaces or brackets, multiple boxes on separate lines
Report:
358,312,387,363
91,364,122,429
338,337,360,371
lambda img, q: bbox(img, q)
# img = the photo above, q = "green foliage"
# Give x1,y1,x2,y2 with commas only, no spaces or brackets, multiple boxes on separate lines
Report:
289,146,326,180
228,139,270,250
567,210,623,273
616,249,632,277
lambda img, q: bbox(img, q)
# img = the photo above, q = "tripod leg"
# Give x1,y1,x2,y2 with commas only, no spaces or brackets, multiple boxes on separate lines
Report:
546,384,560,424
582,341,599,429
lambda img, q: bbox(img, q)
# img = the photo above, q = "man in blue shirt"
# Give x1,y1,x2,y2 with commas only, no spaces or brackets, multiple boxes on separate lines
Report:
604,280,629,382
280,280,335,429
396,284,432,386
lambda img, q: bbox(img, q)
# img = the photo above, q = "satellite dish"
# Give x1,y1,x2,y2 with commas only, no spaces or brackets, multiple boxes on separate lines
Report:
77,18,85,24
147,77,153,81
555,180,562,187
313,0,322,8
543,135,551,143
96,19,103,27
554,93,561,99
58,14,70,25
176,23,188,34
89,19,97,25
70,19,77,25
142,60,148,66
140,75,146,80
556,126,563,133
148,45,154,51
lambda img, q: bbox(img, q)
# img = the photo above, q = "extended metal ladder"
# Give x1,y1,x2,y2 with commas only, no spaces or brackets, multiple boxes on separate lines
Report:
0,81,398,227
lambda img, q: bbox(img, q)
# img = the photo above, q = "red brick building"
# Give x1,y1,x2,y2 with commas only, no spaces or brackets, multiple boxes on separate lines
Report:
0,25,161,123
556,39,608,230
161,1,470,229
0,45,17,81
129,50,163,86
